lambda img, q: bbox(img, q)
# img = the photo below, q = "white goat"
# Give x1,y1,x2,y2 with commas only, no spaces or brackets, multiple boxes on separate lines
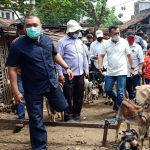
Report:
84,78,93,103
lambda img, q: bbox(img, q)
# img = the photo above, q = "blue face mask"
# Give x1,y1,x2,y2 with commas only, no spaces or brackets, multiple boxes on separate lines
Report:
72,33,79,39
19,34,25,38
26,27,41,39
112,36,120,42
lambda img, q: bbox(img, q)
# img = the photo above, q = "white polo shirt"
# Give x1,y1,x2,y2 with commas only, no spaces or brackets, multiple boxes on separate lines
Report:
100,37,131,76
127,42,144,77
90,40,107,69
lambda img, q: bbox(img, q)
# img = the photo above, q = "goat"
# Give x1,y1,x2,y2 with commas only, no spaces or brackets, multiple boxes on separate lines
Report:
116,99,150,150
84,78,93,103
135,85,150,106
45,83,64,122
118,129,141,150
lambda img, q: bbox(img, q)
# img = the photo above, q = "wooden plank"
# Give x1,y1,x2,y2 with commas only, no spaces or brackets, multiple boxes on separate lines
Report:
0,119,118,129
102,120,110,147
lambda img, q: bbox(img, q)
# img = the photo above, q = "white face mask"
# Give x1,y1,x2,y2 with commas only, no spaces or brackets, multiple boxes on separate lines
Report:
112,36,120,42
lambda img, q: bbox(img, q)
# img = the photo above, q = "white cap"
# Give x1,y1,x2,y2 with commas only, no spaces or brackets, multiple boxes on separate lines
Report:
78,31,82,38
96,30,103,38
66,20,82,33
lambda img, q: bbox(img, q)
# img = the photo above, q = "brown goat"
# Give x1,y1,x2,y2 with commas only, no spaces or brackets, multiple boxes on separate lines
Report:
116,100,150,150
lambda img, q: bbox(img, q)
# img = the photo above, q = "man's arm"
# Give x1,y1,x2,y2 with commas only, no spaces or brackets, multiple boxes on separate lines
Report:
139,36,146,50
98,54,105,74
83,45,89,77
127,54,134,76
8,66,23,104
53,53,73,80
138,46,144,75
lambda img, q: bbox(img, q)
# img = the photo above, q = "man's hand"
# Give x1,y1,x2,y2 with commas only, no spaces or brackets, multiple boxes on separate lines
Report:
85,72,89,78
130,69,134,78
99,67,103,74
66,69,74,80
17,68,21,75
14,93,23,104
138,69,142,76
58,76,65,84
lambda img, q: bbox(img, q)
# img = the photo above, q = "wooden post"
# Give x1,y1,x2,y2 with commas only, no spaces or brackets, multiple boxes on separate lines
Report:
102,119,109,147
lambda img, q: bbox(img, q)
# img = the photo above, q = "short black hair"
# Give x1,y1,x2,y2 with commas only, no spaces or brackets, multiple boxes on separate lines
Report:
16,23,24,30
108,25,119,33
127,25,135,30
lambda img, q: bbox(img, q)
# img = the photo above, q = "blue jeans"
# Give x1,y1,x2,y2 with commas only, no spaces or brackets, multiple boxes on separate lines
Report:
145,78,150,84
132,74,140,87
16,75,25,119
24,84,68,150
104,75,126,112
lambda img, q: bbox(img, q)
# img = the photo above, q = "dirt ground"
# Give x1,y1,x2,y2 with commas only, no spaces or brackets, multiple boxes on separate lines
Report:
0,97,149,150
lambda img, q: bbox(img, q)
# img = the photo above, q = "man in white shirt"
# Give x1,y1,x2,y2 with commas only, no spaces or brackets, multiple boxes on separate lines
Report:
98,25,134,113
126,32,144,100
90,30,107,95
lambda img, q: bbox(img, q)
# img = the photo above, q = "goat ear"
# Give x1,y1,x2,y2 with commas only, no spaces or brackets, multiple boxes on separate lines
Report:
141,90,147,97
135,86,140,90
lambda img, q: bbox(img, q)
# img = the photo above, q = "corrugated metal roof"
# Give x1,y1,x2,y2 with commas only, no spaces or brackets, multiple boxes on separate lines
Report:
119,15,150,31
0,18,19,30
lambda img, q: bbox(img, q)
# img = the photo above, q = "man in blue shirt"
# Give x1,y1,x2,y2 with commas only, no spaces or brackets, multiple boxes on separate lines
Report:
6,16,73,150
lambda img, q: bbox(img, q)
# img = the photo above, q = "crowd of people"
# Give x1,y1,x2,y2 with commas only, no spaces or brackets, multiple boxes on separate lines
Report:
6,16,150,150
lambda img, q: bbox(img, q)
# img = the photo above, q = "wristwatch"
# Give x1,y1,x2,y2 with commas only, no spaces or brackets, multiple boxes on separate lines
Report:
65,67,70,70
131,67,134,70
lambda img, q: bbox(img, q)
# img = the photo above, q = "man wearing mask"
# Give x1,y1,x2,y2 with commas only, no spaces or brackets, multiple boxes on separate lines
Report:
56,20,89,122
126,32,144,100
90,30,107,95
99,25,134,113
127,25,146,54
6,16,73,150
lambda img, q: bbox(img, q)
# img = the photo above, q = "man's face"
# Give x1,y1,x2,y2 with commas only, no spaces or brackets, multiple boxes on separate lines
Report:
110,28,120,37
18,29,26,35
24,18,42,29
127,29,135,33
127,36,135,45
87,38,93,43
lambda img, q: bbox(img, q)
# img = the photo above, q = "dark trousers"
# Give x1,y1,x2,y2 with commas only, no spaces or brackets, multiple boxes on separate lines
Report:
24,85,68,150
63,74,84,121
126,75,140,99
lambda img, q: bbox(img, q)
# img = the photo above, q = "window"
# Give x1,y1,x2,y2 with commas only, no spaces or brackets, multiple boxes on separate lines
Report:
6,12,10,19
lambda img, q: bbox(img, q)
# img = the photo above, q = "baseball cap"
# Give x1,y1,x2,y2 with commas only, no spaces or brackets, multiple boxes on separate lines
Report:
96,30,103,38
127,32,135,37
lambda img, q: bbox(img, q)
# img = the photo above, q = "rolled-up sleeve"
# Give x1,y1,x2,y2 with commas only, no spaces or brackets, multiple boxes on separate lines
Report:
6,44,21,67
56,41,64,76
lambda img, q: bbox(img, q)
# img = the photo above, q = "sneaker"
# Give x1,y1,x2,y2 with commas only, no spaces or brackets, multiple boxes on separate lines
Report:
73,116,86,120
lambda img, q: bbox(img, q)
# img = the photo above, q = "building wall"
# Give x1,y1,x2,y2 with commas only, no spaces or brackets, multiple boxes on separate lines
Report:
134,1,150,16
0,8,14,20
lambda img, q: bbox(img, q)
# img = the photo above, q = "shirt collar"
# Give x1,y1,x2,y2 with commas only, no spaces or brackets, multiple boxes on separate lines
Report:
130,42,136,47
65,34,72,40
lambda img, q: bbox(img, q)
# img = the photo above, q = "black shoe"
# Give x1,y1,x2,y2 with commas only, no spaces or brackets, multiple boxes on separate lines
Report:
13,124,24,133
73,116,86,120
109,101,113,106
104,101,108,105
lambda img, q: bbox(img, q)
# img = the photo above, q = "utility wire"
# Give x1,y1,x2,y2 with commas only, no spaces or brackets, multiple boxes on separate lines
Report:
108,0,135,8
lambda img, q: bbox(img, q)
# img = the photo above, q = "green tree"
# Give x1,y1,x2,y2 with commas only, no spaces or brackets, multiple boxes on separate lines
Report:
1,0,123,30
